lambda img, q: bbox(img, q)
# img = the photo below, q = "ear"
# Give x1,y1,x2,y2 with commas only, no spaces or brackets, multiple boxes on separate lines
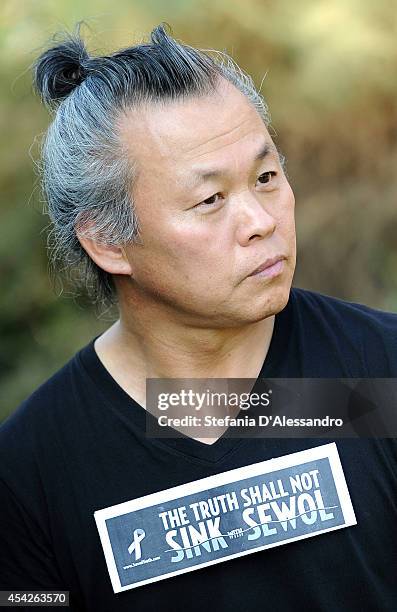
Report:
76,215,132,276
77,235,132,276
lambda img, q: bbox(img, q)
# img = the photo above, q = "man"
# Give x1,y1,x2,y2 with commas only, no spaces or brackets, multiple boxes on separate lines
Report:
0,24,396,611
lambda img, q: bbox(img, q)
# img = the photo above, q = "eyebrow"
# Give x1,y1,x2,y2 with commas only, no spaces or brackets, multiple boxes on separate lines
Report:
185,142,276,189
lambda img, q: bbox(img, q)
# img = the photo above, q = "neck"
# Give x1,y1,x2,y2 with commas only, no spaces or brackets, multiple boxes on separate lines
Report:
94,291,278,445
126,315,273,376
94,289,276,415
100,298,275,376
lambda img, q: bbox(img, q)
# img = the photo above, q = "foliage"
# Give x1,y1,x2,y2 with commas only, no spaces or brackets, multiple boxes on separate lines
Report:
1,0,396,419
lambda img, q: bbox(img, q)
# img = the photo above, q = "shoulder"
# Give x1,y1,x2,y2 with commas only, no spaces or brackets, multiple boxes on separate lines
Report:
291,286,397,327
0,343,90,482
289,287,397,375
1,355,75,435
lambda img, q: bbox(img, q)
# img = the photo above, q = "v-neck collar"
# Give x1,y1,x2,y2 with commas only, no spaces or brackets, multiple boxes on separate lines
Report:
77,291,295,464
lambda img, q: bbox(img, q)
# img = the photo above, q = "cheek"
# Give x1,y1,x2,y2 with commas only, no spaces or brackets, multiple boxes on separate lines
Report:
131,193,230,291
130,223,230,304
284,182,296,217
152,217,225,269
276,183,296,232
130,225,224,297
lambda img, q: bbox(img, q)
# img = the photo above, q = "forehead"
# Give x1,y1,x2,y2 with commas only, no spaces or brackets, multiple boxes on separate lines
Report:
118,79,273,175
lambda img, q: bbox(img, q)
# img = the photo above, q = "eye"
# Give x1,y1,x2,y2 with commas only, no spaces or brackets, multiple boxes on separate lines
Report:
195,193,223,208
257,170,277,186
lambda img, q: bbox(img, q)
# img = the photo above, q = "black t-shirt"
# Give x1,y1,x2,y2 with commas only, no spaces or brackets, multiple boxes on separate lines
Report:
0,287,396,611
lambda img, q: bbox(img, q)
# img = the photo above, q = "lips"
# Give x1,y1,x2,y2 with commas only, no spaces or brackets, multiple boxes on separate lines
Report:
248,255,286,276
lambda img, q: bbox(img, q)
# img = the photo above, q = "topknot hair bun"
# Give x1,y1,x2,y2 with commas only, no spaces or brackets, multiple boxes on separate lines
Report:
33,33,90,107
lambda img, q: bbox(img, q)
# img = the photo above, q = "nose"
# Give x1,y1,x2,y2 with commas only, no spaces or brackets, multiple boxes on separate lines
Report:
234,191,277,246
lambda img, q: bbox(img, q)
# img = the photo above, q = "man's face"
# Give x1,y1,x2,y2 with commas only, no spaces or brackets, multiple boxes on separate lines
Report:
118,78,296,327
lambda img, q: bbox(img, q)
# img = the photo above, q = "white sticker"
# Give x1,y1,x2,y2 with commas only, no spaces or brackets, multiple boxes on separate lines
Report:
94,442,356,593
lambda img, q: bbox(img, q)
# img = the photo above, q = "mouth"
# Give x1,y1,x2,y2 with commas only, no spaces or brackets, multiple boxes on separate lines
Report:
247,255,286,279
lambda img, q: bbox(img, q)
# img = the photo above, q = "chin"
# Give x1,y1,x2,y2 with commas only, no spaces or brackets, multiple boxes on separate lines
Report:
245,283,292,323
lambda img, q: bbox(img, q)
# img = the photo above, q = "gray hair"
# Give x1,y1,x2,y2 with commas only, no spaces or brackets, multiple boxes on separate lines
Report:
33,22,271,310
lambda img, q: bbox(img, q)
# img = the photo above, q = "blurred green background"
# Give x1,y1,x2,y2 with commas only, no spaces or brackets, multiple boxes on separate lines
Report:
1,0,396,420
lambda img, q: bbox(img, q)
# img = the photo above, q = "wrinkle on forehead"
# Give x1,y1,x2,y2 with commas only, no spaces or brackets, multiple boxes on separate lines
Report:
118,80,266,167
180,116,259,161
